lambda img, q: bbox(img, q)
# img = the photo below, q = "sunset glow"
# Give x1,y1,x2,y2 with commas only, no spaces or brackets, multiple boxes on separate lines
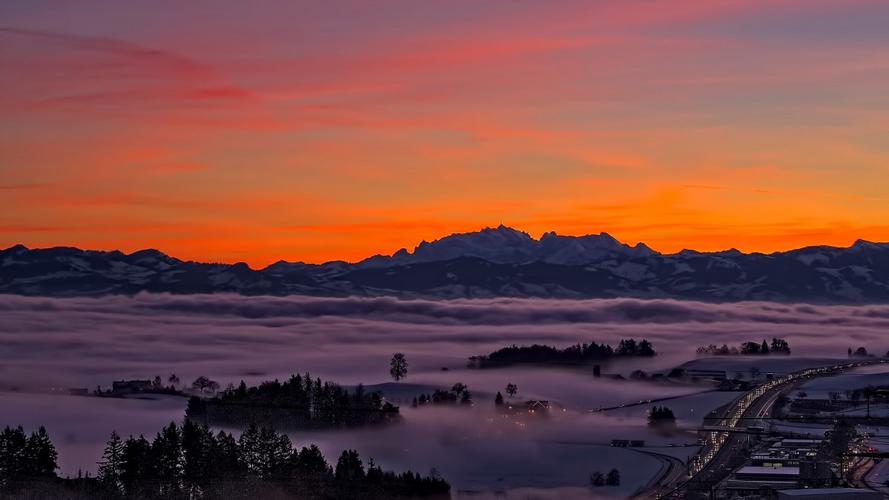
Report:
3,1,889,266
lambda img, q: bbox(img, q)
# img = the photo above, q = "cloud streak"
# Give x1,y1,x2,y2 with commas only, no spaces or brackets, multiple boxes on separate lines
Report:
0,293,886,393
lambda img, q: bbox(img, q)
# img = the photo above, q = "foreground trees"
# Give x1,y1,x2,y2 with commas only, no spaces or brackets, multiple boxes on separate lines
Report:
2,421,450,499
0,425,58,488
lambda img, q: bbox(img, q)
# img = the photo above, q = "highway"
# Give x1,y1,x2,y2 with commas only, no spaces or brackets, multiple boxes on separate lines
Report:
639,359,885,499
628,449,687,500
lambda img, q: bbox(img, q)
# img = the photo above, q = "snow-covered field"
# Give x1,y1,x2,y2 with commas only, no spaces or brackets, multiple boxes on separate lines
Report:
799,364,889,398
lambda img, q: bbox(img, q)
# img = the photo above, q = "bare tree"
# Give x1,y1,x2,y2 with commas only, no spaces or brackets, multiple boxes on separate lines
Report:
506,383,518,398
192,376,218,394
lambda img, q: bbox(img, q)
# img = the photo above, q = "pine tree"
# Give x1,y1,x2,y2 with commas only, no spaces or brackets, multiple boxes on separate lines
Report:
293,444,330,476
120,435,152,496
335,450,364,482
182,420,213,494
238,424,264,476
25,426,58,478
0,426,29,485
151,422,183,495
638,339,656,356
209,431,243,481
258,427,291,478
97,431,124,489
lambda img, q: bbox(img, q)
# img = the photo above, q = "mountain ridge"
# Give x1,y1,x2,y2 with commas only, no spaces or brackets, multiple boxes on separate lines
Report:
3,226,889,303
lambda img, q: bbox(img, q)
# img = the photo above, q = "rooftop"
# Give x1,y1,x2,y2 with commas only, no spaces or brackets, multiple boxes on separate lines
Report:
737,466,800,476
779,488,880,497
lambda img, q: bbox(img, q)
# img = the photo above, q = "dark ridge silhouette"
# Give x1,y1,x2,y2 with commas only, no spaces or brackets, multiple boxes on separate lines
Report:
4,226,889,302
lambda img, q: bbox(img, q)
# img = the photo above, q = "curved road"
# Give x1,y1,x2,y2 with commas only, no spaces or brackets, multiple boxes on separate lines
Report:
638,359,885,499
629,449,686,500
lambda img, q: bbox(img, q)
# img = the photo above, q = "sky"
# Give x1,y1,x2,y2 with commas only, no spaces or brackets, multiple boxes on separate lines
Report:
2,0,889,267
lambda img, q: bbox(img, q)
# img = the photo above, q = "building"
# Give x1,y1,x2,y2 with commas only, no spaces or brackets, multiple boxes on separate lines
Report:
776,488,882,500
734,465,799,482
684,369,727,381
726,466,800,495
526,400,550,413
778,439,824,449
111,379,152,394
798,460,833,487
751,451,799,467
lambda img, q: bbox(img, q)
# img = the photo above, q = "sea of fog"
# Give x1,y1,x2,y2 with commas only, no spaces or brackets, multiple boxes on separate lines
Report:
2,294,889,498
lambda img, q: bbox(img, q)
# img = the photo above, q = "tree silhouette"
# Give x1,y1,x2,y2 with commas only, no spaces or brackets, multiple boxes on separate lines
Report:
0,422,451,498
647,406,676,428
606,468,621,486
390,353,408,381
151,422,183,495
335,449,364,483
495,392,504,406
120,435,152,496
638,340,655,357
97,431,124,489
590,471,605,486
506,383,518,398
25,426,58,478
191,376,218,394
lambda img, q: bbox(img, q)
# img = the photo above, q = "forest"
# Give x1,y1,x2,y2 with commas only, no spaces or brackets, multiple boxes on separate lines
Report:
468,339,656,368
0,421,450,499
186,373,399,429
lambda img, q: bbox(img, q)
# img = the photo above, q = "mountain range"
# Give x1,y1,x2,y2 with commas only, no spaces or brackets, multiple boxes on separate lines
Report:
3,225,889,303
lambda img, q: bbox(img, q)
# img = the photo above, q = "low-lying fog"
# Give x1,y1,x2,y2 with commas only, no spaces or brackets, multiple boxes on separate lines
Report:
2,293,889,497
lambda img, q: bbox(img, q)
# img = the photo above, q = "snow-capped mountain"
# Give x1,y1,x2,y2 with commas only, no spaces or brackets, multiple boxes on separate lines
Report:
356,225,653,268
3,227,889,303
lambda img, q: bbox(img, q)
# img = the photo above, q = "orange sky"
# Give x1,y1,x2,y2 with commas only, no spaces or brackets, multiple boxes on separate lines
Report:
2,1,889,267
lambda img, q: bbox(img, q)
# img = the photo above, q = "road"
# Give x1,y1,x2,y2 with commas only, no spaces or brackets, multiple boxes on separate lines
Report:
593,389,716,413
628,449,687,500
862,457,889,495
639,359,885,499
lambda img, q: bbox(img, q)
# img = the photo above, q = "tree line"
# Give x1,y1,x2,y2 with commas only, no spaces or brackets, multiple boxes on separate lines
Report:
412,383,473,407
0,421,449,499
187,373,399,429
696,338,791,356
469,339,656,368
589,468,620,487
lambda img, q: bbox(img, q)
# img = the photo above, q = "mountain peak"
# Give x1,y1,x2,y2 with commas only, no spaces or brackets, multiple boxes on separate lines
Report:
3,244,29,254
851,239,888,250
